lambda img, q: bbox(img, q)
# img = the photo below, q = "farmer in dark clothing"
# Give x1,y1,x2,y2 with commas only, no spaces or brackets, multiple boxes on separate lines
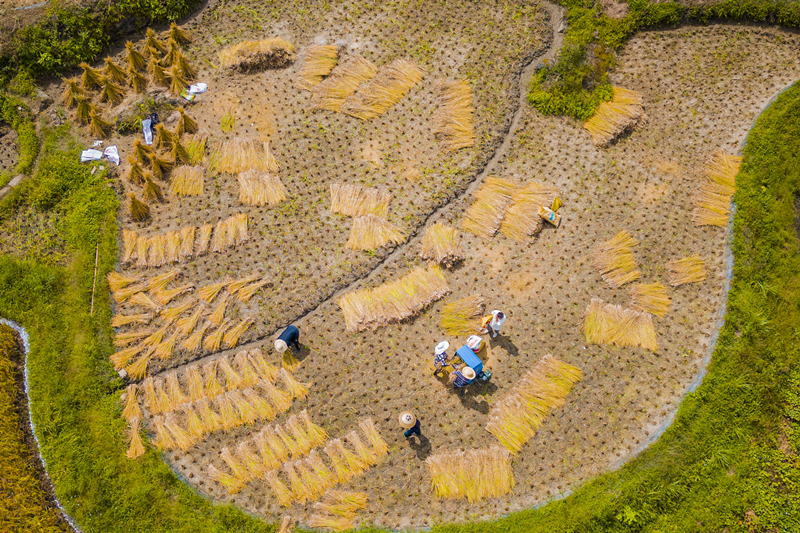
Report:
399,412,422,438
274,324,300,353
451,366,475,395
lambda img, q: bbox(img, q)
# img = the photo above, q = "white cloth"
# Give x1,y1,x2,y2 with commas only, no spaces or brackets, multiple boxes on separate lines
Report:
104,145,120,165
490,310,505,332
80,149,103,162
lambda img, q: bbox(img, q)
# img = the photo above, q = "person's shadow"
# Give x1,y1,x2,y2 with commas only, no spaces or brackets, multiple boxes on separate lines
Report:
490,335,519,357
408,434,432,460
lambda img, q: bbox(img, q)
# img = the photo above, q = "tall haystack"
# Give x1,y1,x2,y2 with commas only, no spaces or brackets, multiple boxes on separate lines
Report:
583,86,645,146
433,79,475,152
420,222,463,267
341,59,424,119
219,38,296,72
311,53,377,112
296,45,339,91
592,229,641,288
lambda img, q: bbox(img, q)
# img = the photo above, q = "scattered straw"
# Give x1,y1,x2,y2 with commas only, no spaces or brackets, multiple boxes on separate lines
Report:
296,44,339,90
219,38,296,72
346,215,405,250
461,177,517,238
441,294,485,337
666,255,707,286
237,170,287,206
583,86,645,146
433,79,475,152
420,222,463,267
341,59,423,119
425,447,514,502
692,151,741,227
629,282,671,317
592,230,641,288
330,183,390,217
585,298,658,351
311,53,377,112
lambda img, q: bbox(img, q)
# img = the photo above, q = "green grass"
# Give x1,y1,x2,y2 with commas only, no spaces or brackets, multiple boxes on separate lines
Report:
0,93,40,176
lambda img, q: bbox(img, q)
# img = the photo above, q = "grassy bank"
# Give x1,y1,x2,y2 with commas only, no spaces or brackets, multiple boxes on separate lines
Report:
0,94,40,187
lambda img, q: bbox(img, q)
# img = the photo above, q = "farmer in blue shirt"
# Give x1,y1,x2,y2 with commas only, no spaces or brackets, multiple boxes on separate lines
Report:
274,324,300,353
452,366,475,395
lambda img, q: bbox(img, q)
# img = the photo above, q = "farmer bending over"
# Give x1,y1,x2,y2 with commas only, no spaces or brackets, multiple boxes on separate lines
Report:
452,366,475,396
481,310,506,338
433,341,452,377
274,324,301,353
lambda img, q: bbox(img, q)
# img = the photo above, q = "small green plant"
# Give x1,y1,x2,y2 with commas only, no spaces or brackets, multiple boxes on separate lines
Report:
221,110,235,133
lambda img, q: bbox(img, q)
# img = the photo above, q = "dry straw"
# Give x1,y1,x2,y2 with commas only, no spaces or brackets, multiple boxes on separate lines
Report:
238,278,271,302
208,464,241,494
341,59,424,119
112,282,148,303
585,298,658,351
122,229,137,263
346,215,405,250
111,313,152,328
330,183,390,217
278,516,296,533
160,299,193,323
301,410,329,448
666,255,707,286
237,170,287,206
122,384,142,421
420,222,463,267
208,293,230,325
253,427,282,470
176,305,204,336
229,390,259,425
307,515,354,532
358,418,389,457
183,321,211,352
126,417,145,459
196,224,213,255
485,355,583,453
296,44,339,90
500,182,559,242
170,165,204,196
583,86,645,146
182,403,205,442
107,271,139,292
314,490,368,518
433,79,475,152
279,368,309,399
212,137,279,174
441,294,485,337
311,53,377,112
692,151,741,227
198,280,228,302
461,177,517,238
284,463,310,503
425,447,514,502
164,412,194,452
592,229,642,288
219,38,296,72
337,265,450,331
153,330,180,359
261,378,293,412
224,318,254,348
266,470,294,506
234,351,260,387
114,330,150,347
629,282,671,317
153,284,193,306
249,350,280,382
186,365,205,402
204,319,232,352
129,292,162,312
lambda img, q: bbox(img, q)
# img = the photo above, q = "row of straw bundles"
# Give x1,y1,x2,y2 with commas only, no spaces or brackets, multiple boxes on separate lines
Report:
337,266,450,331
440,294,485,337
461,177,518,238
219,37,295,72
420,222,463,267
311,53,378,112
592,229,642,288
692,150,741,227
212,137,280,175
330,183,391,217
499,182,560,243
296,44,339,91
485,355,583,453
666,255,707,286
425,447,514,502
345,214,405,250
628,282,672,317
583,86,645,146
584,298,658,351
309,490,368,532
433,79,475,152
340,59,424,120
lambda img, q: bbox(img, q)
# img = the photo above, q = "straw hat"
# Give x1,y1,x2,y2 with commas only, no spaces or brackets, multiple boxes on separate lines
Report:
435,341,450,355
274,339,288,353
461,367,476,380
398,411,417,429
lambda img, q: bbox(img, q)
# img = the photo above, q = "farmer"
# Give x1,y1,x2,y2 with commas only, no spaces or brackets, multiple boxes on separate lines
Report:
481,310,506,338
451,365,476,395
432,340,452,377
274,324,301,353
399,411,422,438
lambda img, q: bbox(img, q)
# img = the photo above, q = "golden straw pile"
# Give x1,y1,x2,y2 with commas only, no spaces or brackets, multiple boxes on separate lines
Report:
346,215,405,250
420,222,463,267
330,183,390,217
212,137,280,174
170,165,204,196
238,170,288,206
296,45,339,91
425,447,514,502
592,230,641,288
440,294,484,337
311,53,377,112
341,59,424,120
309,490,368,532
692,151,741,227
461,177,518,238
584,298,658,351
500,181,560,242
337,266,450,331
485,355,582,453
629,282,671,317
583,86,645,146
666,255,707,286
219,38,296,72
433,79,475,152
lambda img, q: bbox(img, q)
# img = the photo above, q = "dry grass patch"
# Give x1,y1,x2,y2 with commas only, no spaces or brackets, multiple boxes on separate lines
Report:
629,282,671,317
692,150,741,227
461,177,518,238
237,170,288,206
585,297,657,351
420,222,463,267
583,86,645,146
425,447,514,502
212,137,280,175
296,45,339,91
345,215,405,250
219,38,296,72
330,183,391,217
440,294,484,337
341,59,424,119
666,255,707,286
311,53,378,112
433,79,475,152
592,229,641,288
170,165,204,196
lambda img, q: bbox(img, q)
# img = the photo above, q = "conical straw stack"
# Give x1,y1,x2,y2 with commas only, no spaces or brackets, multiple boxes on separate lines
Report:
126,417,145,459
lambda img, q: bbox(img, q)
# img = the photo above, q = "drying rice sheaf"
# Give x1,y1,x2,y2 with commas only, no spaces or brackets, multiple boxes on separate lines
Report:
584,298,658,351
420,222,463,267
425,447,514,502
692,151,742,227
213,137,280,175
461,177,517,238
340,59,424,119
433,79,475,152
666,255,707,286
629,282,672,317
219,38,296,72
485,355,583,453
440,294,485,337
296,44,339,90
583,86,645,146
337,266,450,331
311,53,377,112
346,215,406,250
330,183,391,218
592,229,642,288
499,181,560,242
237,170,288,206
170,165,204,196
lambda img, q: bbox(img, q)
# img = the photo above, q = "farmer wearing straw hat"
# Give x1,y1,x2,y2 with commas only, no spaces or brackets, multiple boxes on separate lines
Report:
432,340,452,377
399,411,422,438
481,310,506,338
274,324,301,353
451,366,476,395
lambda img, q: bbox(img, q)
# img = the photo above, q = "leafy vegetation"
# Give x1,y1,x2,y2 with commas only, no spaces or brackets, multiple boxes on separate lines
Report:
0,94,40,177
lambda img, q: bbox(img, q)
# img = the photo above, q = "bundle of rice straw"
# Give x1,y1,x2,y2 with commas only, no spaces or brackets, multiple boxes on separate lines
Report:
122,229,138,263
629,282,671,318
212,137,279,175
223,318,254,348
592,230,641,288
461,177,517,238
238,278,271,302
341,59,424,120
296,44,339,91
499,181,560,242
584,298,658,351
440,294,485,337
337,266,450,331
237,170,287,206
433,79,475,152
219,38,296,72
420,222,463,267
485,355,582,453
330,183,390,217
692,151,741,227
307,514,356,532
107,271,140,292
666,255,707,286
170,165,204,196
126,418,146,459
196,224,213,254
583,86,645,146
425,447,514,502
114,330,150,347
346,215,405,250
211,214,250,252
314,490,368,518
311,53,377,112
